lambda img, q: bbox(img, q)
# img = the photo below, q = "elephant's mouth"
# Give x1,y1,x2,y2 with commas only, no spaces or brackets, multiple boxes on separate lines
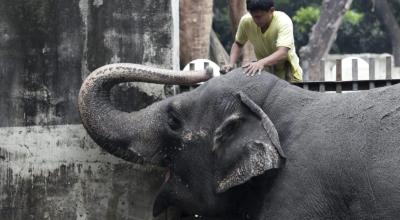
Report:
153,169,177,217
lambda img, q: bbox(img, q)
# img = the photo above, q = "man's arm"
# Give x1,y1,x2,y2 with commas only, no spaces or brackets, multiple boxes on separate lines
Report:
221,42,244,73
259,46,289,66
229,41,244,66
244,46,289,76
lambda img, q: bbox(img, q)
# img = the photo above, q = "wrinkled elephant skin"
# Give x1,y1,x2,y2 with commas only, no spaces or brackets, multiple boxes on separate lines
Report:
79,64,400,219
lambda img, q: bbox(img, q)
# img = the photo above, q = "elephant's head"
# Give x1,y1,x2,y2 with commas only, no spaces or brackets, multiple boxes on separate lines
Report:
78,63,285,217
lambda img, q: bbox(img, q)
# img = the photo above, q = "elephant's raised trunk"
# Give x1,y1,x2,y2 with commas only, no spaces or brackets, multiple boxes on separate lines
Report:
78,63,212,165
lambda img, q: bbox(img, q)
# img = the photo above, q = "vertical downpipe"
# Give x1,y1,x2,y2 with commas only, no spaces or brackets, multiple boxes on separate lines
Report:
79,0,90,80
171,0,180,95
172,0,180,71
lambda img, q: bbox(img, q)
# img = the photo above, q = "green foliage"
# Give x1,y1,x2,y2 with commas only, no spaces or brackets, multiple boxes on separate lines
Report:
344,10,364,25
332,0,389,54
293,6,364,33
213,0,394,55
291,5,365,54
274,0,322,17
293,6,320,33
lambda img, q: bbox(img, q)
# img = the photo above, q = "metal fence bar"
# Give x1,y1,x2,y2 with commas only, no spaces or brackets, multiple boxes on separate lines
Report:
303,63,309,82
352,58,358,91
303,68,309,90
386,56,392,86
293,57,399,92
293,79,400,92
319,60,325,92
369,58,375,89
336,59,342,93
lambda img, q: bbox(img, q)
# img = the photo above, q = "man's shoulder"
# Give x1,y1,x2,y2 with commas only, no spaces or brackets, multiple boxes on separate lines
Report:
274,11,292,24
238,13,257,32
274,11,290,18
240,13,254,24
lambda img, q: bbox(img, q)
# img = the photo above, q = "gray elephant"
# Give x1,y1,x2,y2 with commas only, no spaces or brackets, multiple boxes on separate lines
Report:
78,63,400,219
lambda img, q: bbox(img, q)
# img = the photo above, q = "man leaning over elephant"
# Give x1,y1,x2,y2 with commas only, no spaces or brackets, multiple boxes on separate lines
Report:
223,0,302,82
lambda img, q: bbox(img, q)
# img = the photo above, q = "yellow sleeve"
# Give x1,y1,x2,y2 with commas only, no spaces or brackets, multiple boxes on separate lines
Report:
235,17,248,45
276,17,294,49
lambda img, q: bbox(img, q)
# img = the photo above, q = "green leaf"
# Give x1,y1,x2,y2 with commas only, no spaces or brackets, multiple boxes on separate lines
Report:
293,6,320,33
344,10,364,25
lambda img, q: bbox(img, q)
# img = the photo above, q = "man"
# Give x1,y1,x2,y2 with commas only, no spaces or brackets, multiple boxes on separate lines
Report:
223,0,302,82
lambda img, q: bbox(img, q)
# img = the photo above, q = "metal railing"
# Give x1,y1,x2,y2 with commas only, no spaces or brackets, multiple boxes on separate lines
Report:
293,56,400,93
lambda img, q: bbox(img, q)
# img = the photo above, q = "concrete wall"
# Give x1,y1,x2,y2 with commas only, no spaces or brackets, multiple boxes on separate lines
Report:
0,0,179,219
0,125,167,220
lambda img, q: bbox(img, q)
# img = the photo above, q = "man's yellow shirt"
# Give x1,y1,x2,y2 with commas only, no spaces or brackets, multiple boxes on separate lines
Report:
236,11,303,82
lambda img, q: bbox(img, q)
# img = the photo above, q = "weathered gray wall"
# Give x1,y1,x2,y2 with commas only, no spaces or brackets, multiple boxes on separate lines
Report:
0,125,167,220
0,0,179,219
0,0,177,126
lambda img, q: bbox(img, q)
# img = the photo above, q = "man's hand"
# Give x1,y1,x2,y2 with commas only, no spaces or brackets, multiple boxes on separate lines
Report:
243,61,264,76
220,64,234,74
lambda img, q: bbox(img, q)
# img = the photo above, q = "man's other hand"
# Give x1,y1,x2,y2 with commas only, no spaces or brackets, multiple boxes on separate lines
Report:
220,64,234,74
243,61,264,76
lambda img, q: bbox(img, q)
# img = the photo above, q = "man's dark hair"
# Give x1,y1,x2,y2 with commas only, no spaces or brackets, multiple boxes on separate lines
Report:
246,0,274,12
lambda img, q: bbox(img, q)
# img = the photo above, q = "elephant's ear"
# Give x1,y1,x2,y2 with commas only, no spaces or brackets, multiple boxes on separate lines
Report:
238,91,286,158
214,91,285,193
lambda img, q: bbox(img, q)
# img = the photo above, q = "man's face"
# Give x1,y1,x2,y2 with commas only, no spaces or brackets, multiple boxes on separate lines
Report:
250,8,274,28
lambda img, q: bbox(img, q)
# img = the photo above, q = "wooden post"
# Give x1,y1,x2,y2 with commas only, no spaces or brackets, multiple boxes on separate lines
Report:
386,56,392,86
319,60,326,92
336,59,342,93
369,58,375,89
352,58,358,91
303,68,309,89
303,64,309,82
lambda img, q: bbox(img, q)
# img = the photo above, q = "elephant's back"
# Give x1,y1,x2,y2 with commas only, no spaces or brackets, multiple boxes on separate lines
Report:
282,84,400,217
305,83,400,151
300,82,400,184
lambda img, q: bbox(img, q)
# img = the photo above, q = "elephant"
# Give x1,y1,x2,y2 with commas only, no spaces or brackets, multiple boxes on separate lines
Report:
78,63,400,219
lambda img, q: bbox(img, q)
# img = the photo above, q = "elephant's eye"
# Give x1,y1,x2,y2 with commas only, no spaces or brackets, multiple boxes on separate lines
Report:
167,113,182,131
